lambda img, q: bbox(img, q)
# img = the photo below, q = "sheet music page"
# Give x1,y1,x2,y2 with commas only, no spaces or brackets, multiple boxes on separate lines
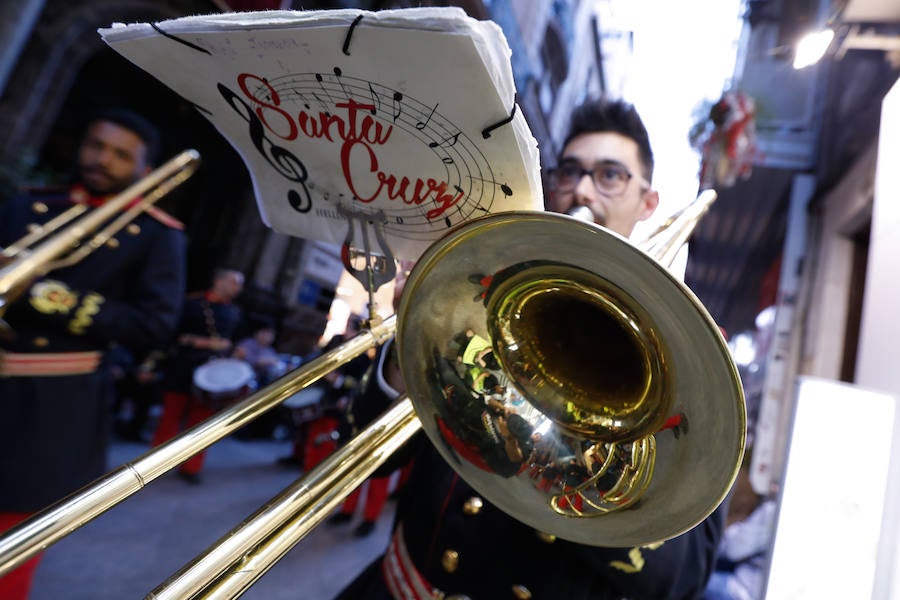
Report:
100,7,542,260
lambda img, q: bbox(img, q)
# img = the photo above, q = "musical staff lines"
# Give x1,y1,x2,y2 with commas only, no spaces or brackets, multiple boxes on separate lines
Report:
246,69,512,242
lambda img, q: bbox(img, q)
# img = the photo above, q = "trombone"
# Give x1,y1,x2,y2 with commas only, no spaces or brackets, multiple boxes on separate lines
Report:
0,189,746,600
0,149,201,323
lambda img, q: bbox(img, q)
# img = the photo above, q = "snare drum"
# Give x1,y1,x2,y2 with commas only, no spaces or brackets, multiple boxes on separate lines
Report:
193,358,256,410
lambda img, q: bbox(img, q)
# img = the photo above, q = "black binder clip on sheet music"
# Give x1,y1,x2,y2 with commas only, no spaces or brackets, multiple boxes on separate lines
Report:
101,7,543,303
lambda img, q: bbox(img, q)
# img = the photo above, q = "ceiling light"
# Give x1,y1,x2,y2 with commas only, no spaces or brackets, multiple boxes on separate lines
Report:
793,28,835,69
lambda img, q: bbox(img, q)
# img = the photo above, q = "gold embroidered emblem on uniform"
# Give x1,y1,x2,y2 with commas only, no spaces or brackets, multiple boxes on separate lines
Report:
609,541,665,573
69,292,104,335
29,280,79,314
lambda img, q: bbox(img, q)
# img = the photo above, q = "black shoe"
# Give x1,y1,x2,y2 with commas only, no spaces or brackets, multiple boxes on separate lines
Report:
328,512,353,526
353,520,376,537
177,471,202,485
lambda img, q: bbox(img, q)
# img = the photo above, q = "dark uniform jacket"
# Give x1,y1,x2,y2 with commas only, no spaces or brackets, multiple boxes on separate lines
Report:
165,291,242,394
0,185,186,511
335,339,726,600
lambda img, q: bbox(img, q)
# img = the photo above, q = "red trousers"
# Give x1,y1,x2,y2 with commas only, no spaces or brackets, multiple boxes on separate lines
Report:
340,476,391,522
339,462,412,522
0,513,42,600
301,415,341,471
151,391,215,475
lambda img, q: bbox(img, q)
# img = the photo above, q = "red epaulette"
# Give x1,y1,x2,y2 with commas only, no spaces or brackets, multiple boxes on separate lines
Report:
144,206,185,230
67,185,184,230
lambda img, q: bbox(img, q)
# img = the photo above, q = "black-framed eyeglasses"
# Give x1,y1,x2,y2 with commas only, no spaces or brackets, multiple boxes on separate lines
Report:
547,160,649,196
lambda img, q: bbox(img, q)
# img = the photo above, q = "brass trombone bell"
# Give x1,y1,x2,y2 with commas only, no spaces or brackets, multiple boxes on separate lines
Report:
485,261,670,442
397,209,746,547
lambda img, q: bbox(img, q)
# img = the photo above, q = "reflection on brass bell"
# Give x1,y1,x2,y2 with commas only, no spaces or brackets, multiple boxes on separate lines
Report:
106,238,120,249
441,549,459,573
535,530,556,544
32,337,49,347
511,584,532,599
462,496,483,516
32,202,49,214
126,223,141,235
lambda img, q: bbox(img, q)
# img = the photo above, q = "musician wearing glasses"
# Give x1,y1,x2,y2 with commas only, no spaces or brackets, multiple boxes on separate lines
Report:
333,99,724,600
0,108,186,600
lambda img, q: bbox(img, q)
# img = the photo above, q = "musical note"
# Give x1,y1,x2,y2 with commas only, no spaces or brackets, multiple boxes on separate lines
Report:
367,83,380,115
392,91,403,122
292,88,311,110
416,103,438,130
445,217,453,228
442,156,454,165
470,175,513,197
314,73,334,105
428,132,460,149
333,67,354,99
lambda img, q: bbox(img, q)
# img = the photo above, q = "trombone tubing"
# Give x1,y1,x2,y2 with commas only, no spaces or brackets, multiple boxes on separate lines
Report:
148,396,420,600
0,314,396,577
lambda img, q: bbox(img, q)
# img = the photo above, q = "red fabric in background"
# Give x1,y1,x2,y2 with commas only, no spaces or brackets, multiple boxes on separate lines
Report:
0,513,43,600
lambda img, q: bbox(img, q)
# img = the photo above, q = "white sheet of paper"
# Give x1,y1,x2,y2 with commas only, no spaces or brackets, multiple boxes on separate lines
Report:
100,7,543,260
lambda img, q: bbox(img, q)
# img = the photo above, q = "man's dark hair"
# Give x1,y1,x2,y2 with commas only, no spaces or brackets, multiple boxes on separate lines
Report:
86,107,162,166
561,98,654,181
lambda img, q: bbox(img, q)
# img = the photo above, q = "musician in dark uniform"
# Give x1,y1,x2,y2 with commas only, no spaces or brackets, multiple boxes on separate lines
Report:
150,268,243,483
0,108,186,599
333,99,726,600
328,337,403,538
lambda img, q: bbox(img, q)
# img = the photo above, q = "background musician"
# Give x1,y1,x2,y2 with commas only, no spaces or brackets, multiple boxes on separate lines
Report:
0,107,186,600
150,268,244,484
333,98,727,600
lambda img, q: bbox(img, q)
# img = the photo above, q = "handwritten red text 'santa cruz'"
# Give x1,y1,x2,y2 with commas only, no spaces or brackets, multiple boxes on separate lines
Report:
236,73,464,220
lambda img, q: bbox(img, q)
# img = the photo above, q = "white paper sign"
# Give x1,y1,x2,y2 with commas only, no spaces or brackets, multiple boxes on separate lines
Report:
100,8,543,260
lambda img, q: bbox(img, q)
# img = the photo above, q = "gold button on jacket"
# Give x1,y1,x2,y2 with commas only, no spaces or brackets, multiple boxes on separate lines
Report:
462,496,483,515
441,549,459,573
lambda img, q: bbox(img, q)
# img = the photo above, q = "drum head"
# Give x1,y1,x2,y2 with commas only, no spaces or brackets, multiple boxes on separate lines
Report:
193,358,255,394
